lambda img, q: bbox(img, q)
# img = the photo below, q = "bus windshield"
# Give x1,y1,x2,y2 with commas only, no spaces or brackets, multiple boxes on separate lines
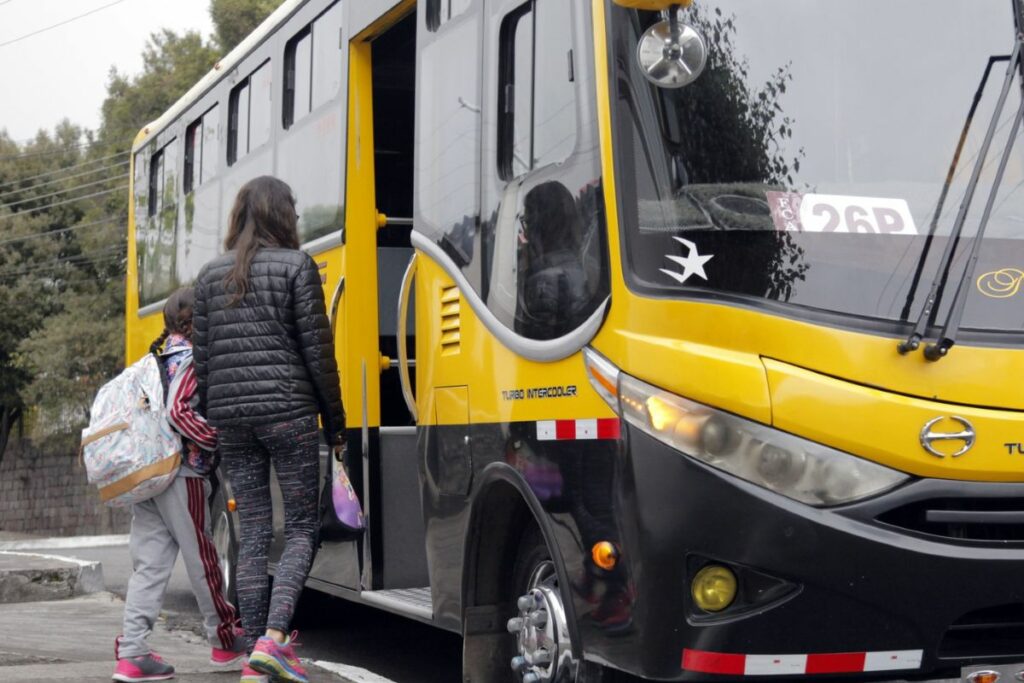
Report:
608,0,1024,339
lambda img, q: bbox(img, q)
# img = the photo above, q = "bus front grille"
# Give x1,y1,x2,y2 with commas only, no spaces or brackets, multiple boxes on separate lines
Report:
876,497,1024,543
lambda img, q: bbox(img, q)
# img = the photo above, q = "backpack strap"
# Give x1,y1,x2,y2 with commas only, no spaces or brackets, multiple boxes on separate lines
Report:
151,350,171,401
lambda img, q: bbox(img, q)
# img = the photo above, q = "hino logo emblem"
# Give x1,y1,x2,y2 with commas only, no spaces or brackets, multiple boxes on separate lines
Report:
920,416,976,458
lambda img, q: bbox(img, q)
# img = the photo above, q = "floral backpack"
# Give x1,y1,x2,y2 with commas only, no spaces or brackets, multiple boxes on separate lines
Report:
80,353,182,507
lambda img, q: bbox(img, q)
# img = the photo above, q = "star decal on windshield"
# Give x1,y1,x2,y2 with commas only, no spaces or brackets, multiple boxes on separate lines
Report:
660,237,713,284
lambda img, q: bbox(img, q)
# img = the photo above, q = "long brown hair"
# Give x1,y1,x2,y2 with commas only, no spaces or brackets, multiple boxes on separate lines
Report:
222,176,300,305
150,287,195,354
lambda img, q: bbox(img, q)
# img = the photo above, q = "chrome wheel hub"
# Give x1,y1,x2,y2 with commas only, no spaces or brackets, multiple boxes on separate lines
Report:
507,560,576,683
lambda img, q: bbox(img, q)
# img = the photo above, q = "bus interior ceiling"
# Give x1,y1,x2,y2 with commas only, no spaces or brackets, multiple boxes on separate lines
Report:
372,11,417,427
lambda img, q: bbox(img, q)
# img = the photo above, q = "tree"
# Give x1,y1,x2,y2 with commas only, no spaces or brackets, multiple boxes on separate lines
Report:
210,0,283,53
0,0,285,460
0,128,90,457
97,30,220,150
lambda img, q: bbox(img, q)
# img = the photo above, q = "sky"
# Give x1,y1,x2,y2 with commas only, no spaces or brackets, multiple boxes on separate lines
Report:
0,0,215,143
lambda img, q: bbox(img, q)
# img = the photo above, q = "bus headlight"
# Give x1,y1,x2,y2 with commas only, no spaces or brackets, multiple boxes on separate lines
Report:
583,348,908,507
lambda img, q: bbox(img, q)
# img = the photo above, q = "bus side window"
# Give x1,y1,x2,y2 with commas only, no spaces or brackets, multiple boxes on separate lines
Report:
531,0,576,169
284,29,312,128
229,60,271,164
426,0,473,32
148,148,165,218
284,0,344,129
498,0,576,179
184,104,219,193
311,1,343,110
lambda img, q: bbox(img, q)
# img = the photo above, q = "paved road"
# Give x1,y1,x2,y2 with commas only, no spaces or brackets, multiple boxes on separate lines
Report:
28,542,463,683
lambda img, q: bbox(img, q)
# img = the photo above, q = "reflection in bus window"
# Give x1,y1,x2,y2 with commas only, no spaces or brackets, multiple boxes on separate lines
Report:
416,10,481,258
311,1,343,110
139,138,179,306
133,150,147,228
285,30,312,127
229,61,271,163
515,181,593,340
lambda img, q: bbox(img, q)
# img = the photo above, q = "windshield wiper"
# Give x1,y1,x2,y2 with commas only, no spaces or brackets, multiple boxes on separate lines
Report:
898,36,1024,359
898,54,1011,325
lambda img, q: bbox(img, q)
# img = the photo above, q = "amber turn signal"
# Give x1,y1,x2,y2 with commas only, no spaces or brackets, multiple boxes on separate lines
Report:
966,672,1001,683
227,499,237,512
591,541,619,571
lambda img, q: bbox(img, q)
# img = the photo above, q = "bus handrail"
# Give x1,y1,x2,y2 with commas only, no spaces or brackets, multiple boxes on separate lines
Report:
397,253,418,422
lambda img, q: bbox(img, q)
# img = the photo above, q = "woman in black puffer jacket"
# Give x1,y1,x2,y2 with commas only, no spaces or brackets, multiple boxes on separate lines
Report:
193,175,344,682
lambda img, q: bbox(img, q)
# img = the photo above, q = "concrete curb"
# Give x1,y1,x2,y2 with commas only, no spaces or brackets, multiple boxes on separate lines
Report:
0,534,129,551
0,551,104,604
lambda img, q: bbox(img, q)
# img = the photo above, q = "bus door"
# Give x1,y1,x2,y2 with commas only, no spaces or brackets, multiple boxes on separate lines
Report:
353,6,432,614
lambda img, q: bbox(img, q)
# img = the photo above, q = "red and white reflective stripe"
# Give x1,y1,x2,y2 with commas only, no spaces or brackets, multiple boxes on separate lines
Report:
536,418,620,441
682,648,923,676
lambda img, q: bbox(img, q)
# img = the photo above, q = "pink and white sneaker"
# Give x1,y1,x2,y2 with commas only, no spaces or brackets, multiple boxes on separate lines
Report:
211,626,248,667
248,631,308,683
112,652,175,682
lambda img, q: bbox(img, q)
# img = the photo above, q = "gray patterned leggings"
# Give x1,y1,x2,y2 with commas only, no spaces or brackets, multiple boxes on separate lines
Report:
220,414,320,649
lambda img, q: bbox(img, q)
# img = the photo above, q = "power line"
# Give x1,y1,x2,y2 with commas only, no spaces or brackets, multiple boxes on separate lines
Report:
0,245,127,279
0,141,91,161
0,150,128,192
0,160,129,201
0,140,127,162
1,172,130,210
0,0,131,49
0,185,128,220
0,217,122,247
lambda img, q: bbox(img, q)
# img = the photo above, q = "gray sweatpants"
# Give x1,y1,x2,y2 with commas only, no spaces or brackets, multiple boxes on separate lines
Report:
118,475,238,658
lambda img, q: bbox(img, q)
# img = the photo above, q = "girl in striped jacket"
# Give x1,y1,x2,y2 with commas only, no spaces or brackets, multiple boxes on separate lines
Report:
113,287,246,683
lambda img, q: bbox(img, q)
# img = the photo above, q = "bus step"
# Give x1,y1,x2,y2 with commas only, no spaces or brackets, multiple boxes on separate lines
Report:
361,587,433,621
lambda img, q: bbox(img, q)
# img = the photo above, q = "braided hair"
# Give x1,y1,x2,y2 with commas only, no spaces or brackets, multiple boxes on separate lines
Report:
149,287,196,355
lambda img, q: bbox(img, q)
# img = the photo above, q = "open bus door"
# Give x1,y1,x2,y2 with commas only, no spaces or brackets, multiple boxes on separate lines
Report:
309,1,433,620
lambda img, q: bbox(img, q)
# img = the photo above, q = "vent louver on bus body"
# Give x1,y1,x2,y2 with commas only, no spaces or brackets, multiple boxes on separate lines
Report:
440,285,461,356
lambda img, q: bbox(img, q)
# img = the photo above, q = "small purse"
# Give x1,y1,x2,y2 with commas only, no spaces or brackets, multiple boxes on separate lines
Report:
319,444,365,542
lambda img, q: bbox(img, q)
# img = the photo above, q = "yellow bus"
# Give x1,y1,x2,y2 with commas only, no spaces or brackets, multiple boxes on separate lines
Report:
126,0,1024,680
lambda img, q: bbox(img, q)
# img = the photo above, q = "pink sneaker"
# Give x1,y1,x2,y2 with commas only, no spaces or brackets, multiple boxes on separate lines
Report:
240,663,269,683
112,652,175,682
248,632,308,683
211,626,247,667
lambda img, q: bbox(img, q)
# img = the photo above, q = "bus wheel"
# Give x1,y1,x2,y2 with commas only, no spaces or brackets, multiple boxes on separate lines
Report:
508,529,608,683
211,488,238,607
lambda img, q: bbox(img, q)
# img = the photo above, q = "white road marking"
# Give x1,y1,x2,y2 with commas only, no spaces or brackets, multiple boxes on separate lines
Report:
313,660,399,683
0,534,129,550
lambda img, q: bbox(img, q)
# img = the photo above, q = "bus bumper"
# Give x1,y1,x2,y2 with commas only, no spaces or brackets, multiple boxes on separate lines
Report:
586,424,1024,681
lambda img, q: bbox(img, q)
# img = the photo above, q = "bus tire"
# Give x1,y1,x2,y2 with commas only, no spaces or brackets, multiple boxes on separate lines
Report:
509,526,611,683
210,484,239,608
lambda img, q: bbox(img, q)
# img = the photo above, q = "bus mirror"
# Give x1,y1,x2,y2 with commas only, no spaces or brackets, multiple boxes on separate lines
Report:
635,10,707,89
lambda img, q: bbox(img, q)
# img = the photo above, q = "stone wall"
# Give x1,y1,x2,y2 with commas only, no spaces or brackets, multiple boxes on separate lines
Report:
0,439,129,536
